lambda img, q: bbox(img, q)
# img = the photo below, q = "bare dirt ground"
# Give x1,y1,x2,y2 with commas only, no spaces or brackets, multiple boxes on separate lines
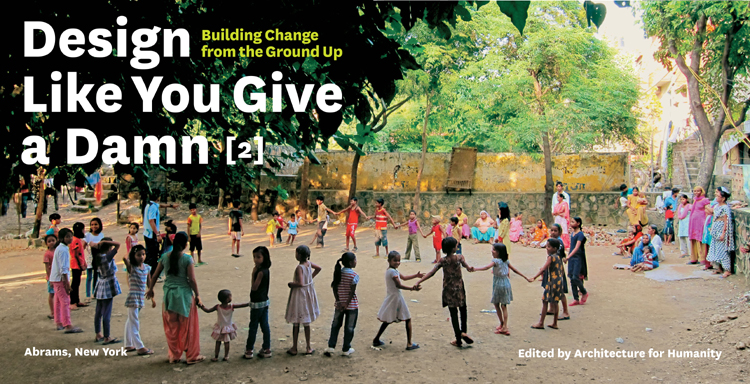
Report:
0,201,748,384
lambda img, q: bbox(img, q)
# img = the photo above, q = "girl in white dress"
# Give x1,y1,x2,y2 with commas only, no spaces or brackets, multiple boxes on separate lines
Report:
198,289,250,362
372,251,423,350
284,245,321,355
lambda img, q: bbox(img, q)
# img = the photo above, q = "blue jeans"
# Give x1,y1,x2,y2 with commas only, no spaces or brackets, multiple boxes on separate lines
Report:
327,308,358,352
85,268,97,298
94,298,113,337
245,306,271,351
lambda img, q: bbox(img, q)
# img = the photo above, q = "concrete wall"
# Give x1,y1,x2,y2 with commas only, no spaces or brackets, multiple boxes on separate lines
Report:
306,152,629,193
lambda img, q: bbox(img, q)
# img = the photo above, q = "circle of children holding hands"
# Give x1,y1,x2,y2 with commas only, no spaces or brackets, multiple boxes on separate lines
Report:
41,196,603,365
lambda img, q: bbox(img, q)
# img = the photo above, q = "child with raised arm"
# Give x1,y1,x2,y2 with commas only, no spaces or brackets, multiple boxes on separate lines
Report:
414,237,474,348
286,213,299,246
244,246,272,359
404,210,426,262
529,238,564,330
198,289,249,361
314,196,337,248
338,197,368,252
122,245,155,355
422,216,445,263
324,252,359,357
227,200,244,257
187,204,204,265
93,238,122,344
469,243,530,336
372,198,399,258
266,212,280,247
373,251,423,350
284,245,321,356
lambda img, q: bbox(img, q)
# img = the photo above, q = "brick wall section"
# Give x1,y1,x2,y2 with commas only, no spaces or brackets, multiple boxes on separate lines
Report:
671,133,703,188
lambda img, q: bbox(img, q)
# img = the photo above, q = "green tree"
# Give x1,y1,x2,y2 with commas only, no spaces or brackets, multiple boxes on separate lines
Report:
641,1,750,190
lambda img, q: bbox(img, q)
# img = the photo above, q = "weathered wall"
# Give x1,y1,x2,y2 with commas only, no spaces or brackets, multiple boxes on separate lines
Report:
306,152,629,193
732,208,750,285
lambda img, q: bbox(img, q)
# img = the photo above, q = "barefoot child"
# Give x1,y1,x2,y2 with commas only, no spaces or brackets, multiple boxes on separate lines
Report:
373,251,423,350
286,213,299,246
122,245,155,355
198,289,250,361
404,210,426,262
324,252,359,357
446,217,463,255
529,238,564,330
414,237,474,348
93,238,122,344
548,224,570,321
244,246,273,359
422,217,444,263
187,204,204,265
337,197,368,252
125,223,139,254
266,212,280,247
371,198,398,258
285,245,321,356
49,229,83,333
469,243,531,336
43,235,57,319
228,200,244,256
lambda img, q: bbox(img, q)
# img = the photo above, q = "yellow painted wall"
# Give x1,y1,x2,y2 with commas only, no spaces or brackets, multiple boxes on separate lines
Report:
306,152,628,192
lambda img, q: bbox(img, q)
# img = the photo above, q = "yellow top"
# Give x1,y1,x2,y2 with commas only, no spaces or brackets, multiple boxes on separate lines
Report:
188,214,202,235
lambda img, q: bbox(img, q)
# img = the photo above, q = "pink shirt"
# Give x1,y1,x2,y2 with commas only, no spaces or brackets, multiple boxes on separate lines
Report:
688,196,709,241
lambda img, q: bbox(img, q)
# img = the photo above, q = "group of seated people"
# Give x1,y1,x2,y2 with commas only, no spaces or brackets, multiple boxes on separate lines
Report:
615,223,662,272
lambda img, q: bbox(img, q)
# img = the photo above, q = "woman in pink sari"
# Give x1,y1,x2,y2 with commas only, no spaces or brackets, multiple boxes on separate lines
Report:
688,186,709,265
508,213,524,243
552,193,570,249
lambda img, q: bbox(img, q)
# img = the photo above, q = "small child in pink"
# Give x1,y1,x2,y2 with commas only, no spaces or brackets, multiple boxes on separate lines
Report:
198,289,249,361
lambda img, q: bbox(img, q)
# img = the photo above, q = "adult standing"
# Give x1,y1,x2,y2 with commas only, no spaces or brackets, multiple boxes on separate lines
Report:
568,217,589,306
705,187,734,277
146,232,204,364
551,182,570,214
687,186,709,265
143,189,178,277
552,193,571,249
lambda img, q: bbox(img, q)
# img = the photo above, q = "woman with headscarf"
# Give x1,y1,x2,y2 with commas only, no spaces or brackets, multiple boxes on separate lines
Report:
494,202,512,253
706,187,734,277
552,192,571,249
471,211,496,244
146,232,205,364
687,186,710,265
625,187,649,226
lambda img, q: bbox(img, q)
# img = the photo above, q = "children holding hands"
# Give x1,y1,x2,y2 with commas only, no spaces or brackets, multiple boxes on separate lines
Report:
422,216,445,263
245,246,273,359
528,238,565,330
122,244,155,355
284,245,321,356
373,251,423,350
337,197,368,252
198,289,250,362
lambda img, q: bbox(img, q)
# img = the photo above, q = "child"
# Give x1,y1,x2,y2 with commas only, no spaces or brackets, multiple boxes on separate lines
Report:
509,213,524,243
125,222,139,254
446,217,463,255
49,229,83,333
677,194,692,258
663,202,675,246
422,217,444,264
285,245,321,355
266,212,280,247
494,202,512,252
43,234,57,319
275,212,285,243
286,214,299,246
314,196,337,248
187,203,204,265
371,198,398,258
70,222,88,309
372,251,423,350
647,224,663,261
404,210,426,262
568,217,589,306
93,238,122,344
529,238,565,330
46,213,61,236
84,218,104,303
630,234,656,272
199,289,250,361
469,243,531,336
160,220,178,257
324,252,359,357
337,197,368,252
122,244,155,355
244,246,273,359
527,220,549,248
614,226,637,256
548,224,570,321
228,200,244,256
414,237,474,348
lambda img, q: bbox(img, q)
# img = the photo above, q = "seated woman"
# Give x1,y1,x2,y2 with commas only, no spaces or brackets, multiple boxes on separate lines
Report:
630,233,659,272
525,220,548,248
614,224,642,256
508,213,524,243
471,211,496,244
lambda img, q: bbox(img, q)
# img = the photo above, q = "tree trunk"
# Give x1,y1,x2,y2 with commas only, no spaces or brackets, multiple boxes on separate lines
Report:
542,131,554,226
299,157,310,220
250,169,260,221
348,144,364,202
413,96,432,211
696,132,719,191
31,171,46,238
217,188,224,210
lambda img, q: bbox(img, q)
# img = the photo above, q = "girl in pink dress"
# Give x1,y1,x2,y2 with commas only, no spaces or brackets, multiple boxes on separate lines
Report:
688,187,709,265
552,193,571,249
198,289,249,362
509,213,524,243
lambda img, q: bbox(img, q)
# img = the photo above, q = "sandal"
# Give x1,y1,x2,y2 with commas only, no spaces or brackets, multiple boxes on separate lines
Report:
103,337,121,345
243,351,254,359
137,349,154,355
47,315,55,319
76,302,89,307
547,324,558,329
64,327,83,333
125,347,137,352
461,333,474,344
187,355,206,365
450,340,463,348
406,343,420,351
303,349,315,355
286,349,298,356
372,340,385,347
530,324,545,330
211,357,219,362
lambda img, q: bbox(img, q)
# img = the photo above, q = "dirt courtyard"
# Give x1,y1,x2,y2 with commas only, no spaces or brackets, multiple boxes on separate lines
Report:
0,202,749,384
